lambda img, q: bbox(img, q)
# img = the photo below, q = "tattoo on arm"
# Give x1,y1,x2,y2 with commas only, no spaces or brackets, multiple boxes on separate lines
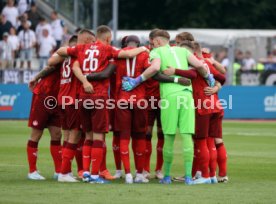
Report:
34,66,57,81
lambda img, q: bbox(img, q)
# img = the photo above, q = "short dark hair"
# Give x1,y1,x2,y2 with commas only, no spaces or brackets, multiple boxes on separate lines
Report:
39,17,46,22
193,42,201,52
69,35,78,44
176,32,195,42
126,35,140,45
149,28,160,39
150,29,170,40
78,28,95,37
52,11,58,16
96,25,111,37
179,40,195,50
75,27,82,34
121,36,128,48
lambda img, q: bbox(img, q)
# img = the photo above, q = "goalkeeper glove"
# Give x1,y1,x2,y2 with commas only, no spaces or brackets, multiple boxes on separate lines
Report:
205,73,215,87
122,75,144,91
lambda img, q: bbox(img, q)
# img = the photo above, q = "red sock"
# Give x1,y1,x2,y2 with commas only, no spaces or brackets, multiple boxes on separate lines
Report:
155,138,164,171
132,139,138,170
216,142,227,177
50,140,62,173
61,143,77,174
27,140,38,173
207,137,217,177
75,137,84,172
120,139,131,174
100,142,107,172
192,142,200,177
82,140,93,172
112,134,121,170
134,139,146,174
195,139,210,178
144,139,152,172
91,140,104,175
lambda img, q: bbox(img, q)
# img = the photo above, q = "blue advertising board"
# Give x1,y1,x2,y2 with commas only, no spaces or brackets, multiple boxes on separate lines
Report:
219,86,276,119
0,84,32,119
0,84,275,119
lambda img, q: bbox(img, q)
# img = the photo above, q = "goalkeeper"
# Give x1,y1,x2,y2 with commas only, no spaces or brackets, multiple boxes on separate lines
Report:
122,29,214,185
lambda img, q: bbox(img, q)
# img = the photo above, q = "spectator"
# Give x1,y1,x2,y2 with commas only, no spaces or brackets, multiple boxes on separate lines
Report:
17,13,31,33
50,10,64,50
18,21,36,69
8,27,19,68
242,51,256,70
62,26,71,46
0,32,14,69
259,45,276,64
37,29,56,70
1,0,19,27
26,2,40,31
219,49,229,69
35,17,52,42
17,0,33,15
232,50,244,85
0,14,12,38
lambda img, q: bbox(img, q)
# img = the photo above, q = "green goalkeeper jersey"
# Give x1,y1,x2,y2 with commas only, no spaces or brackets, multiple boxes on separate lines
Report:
150,44,193,98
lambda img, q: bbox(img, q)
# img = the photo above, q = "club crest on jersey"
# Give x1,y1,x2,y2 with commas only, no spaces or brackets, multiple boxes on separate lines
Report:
33,120,38,126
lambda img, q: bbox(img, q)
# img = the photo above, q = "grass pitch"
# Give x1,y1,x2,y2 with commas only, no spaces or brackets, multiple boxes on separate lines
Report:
0,120,276,204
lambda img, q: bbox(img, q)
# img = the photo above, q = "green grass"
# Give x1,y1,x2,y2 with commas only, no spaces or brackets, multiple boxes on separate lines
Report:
0,120,276,204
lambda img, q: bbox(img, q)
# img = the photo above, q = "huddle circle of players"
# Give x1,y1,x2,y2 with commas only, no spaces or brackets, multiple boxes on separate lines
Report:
26,25,228,184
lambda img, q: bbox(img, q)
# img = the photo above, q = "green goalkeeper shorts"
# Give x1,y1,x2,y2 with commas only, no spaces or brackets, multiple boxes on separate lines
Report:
160,91,195,135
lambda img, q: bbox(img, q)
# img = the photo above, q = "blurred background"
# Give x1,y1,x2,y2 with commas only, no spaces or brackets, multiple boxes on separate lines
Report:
0,0,276,119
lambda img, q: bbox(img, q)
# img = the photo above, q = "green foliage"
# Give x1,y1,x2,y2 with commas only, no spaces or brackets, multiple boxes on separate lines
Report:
119,0,276,29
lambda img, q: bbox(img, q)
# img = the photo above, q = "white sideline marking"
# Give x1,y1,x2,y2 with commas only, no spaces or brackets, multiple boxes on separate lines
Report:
223,132,275,137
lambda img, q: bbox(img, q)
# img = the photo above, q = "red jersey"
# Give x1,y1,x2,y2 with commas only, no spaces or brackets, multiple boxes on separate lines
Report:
145,79,160,99
192,59,222,115
33,66,61,97
110,72,117,100
115,47,150,101
67,41,120,97
57,57,79,105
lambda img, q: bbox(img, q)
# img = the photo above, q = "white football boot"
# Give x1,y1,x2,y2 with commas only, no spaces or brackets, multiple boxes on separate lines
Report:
27,171,46,180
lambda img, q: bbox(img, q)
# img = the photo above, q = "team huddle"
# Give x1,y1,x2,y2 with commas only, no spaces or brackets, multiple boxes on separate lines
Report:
26,25,228,185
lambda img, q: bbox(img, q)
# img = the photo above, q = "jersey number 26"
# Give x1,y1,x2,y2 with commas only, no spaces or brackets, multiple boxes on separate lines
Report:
83,49,99,71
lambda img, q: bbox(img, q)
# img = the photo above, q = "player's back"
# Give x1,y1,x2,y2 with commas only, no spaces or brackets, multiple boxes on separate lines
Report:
67,41,119,96
192,59,221,115
33,65,61,97
150,45,192,98
58,56,79,105
115,47,150,101
145,78,160,99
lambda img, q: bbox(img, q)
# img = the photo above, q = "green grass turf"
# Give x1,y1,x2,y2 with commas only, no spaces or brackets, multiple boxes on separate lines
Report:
0,120,276,204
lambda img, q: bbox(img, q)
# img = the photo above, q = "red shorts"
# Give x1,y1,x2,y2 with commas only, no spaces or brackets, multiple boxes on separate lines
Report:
147,98,162,128
28,94,61,130
60,105,81,130
79,95,109,133
115,104,148,139
109,108,117,132
194,111,223,139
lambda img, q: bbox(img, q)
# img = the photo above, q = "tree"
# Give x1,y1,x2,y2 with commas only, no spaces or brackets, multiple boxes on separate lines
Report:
118,0,276,29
